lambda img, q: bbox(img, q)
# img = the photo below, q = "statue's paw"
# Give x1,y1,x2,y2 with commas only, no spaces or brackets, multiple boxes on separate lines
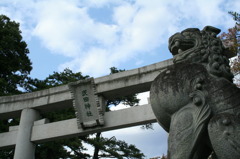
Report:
208,113,240,159
168,103,211,159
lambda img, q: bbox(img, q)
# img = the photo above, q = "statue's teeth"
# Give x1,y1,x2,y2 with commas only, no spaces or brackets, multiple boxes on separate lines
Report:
178,49,183,53
175,41,180,47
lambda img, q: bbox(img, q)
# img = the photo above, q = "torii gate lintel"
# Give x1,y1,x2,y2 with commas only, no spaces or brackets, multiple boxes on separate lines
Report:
0,59,173,159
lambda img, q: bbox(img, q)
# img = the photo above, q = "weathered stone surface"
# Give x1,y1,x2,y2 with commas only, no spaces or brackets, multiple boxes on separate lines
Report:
69,78,104,129
0,59,172,119
208,113,240,159
150,26,240,159
14,109,41,159
0,104,156,148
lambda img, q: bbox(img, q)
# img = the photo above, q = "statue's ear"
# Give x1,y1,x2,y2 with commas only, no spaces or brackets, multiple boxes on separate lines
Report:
203,26,221,35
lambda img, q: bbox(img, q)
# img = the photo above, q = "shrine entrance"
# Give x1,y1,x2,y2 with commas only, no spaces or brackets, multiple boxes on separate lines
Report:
0,59,172,159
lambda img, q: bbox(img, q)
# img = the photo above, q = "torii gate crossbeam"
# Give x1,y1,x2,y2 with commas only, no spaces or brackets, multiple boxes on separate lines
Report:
0,59,173,159
0,104,156,148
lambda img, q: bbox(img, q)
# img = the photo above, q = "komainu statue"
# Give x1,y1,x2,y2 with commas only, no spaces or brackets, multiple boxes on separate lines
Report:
150,26,240,159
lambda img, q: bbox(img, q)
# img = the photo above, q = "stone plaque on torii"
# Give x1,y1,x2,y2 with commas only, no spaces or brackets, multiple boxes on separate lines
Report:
69,78,104,129
0,26,239,159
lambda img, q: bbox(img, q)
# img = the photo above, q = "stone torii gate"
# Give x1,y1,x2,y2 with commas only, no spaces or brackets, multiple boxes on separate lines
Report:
0,58,173,159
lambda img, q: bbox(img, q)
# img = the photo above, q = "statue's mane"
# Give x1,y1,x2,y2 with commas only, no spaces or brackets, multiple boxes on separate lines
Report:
168,26,233,82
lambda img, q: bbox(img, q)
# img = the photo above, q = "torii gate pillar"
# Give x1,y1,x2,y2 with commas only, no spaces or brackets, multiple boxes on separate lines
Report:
14,108,41,159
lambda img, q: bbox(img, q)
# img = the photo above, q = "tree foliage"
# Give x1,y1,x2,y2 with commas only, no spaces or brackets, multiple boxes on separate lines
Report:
26,68,89,92
0,14,32,159
219,11,240,86
0,15,32,96
88,133,144,159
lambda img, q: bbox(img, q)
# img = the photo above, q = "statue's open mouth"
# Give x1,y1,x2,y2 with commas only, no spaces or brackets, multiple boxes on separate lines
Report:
170,39,195,55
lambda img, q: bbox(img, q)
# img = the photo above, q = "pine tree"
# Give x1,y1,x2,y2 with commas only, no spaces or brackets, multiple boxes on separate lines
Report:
0,15,32,96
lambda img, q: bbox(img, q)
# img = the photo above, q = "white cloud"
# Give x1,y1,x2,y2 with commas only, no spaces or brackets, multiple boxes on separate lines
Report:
32,0,90,56
112,3,137,26
110,104,130,111
109,92,149,111
138,91,150,105
80,0,122,8
1,0,238,77
79,48,113,75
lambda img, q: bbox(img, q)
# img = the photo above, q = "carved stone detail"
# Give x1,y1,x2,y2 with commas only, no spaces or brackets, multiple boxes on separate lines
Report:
208,113,240,159
150,26,240,159
69,78,104,129
169,26,233,81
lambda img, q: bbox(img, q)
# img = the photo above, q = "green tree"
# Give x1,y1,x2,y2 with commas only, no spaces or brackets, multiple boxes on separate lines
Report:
0,14,32,159
87,134,144,159
0,15,32,96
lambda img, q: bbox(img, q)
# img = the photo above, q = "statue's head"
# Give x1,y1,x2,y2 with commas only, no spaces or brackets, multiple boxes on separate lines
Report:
168,26,233,82
169,26,221,59
169,28,202,56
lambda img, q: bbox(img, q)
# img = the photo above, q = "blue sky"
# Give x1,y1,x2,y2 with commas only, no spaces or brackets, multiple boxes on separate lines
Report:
2,0,239,79
1,0,239,158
